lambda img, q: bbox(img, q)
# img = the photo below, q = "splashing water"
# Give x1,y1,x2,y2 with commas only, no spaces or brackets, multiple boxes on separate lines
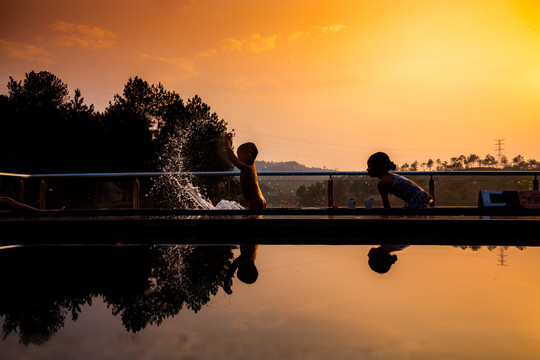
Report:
173,178,215,210
151,129,243,210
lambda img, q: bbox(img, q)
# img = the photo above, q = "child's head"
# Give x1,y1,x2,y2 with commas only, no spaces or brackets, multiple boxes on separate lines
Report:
237,142,258,165
368,247,398,274
237,260,259,284
367,152,397,177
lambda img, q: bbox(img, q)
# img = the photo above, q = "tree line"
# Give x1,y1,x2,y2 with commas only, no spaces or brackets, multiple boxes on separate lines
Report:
0,70,231,174
398,153,539,171
0,71,235,207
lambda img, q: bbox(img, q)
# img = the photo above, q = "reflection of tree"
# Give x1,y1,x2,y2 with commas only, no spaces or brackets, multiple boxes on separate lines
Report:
2,298,72,345
454,245,526,251
453,246,526,267
106,246,234,332
0,245,234,345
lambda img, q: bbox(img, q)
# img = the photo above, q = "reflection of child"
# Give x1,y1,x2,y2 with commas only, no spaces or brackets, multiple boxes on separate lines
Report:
223,133,266,210
223,244,258,294
368,245,409,274
367,152,432,209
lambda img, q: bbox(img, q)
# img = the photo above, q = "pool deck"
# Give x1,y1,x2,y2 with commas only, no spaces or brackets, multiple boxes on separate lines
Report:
2,207,539,246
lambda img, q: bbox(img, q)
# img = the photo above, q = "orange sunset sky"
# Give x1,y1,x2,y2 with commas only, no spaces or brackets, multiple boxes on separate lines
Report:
1,0,539,170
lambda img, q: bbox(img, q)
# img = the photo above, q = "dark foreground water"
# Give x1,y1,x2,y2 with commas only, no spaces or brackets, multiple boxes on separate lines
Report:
1,244,539,360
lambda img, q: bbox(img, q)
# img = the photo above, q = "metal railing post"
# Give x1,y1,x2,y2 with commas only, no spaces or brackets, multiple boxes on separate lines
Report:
429,175,435,207
39,179,46,210
327,176,334,208
19,178,25,203
534,175,539,191
132,178,140,209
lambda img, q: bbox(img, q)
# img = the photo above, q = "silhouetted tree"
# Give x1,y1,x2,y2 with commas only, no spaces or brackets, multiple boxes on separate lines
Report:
179,95,230,172
426,159,434,171
482,154,498,168
100,77,231,181
467,154,480,168
101,77,158,171
7,71,69,110
1,71,71,173
296,182,326,207
449,156,463,170
500,155,509,168
512,154,525,168
0,71,231,177
527,159,539,169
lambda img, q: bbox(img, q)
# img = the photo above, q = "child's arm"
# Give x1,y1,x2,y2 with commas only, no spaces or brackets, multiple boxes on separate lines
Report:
223,133,251,171
378,182,391,209
0,197,40,211
223,254,251,294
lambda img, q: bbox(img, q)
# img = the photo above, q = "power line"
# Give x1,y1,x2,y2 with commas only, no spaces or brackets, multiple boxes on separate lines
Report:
494,139,505,163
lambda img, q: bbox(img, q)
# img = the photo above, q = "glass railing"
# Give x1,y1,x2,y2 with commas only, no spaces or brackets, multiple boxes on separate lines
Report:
1,170,538,209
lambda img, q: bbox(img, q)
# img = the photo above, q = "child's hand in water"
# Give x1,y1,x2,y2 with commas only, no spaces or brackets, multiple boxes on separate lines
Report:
224,278,233,294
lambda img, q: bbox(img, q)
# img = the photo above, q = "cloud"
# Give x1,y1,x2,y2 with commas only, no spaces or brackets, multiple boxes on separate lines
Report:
288,30,309,41
317,24,347,33
222,33,278,53
288,24,347,41
50,21,117,49
222,37,244,52
0,38,54,62
141,53,199,77
221,77,285,98
177,0,195,11
194,48,218,58
148,0,195,11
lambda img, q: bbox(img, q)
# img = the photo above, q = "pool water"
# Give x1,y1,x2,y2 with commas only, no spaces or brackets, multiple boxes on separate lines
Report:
1,244,539,360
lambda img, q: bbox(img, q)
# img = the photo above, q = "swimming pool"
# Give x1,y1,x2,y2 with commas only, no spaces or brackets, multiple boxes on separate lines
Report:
1,244,539,359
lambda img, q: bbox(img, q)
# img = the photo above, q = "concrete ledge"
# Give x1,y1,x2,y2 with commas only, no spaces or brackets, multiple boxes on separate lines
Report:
1,211,538,246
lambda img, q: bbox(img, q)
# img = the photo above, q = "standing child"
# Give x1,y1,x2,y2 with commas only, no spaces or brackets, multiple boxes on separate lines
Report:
223,133,266,210
367,152,432,209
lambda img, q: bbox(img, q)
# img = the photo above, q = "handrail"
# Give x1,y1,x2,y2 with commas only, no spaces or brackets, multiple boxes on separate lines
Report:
2,170,539,178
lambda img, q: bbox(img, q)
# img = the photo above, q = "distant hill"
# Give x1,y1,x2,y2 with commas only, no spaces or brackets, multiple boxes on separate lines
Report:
255,160,331,172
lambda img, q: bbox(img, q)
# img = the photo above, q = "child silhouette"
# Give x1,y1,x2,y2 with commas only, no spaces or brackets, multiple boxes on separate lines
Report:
368,245,409,274
223,133,266,210
367,152,432,208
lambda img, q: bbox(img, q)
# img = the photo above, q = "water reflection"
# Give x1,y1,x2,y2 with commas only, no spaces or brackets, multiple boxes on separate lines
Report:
367,245,526,274
367,245,409,274
453,245,526,266
1,244,535,359
0,245,234,345
223,244,259,294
